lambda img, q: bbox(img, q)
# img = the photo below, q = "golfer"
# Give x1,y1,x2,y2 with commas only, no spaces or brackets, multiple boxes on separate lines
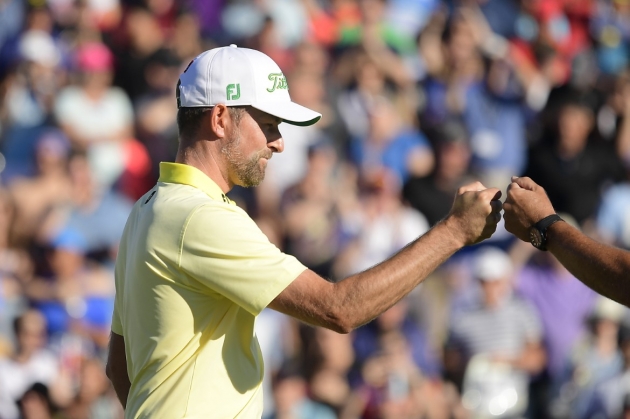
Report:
504,176,630,308
106,45,503,418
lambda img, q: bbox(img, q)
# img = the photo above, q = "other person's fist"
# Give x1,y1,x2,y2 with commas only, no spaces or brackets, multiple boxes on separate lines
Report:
503,176,556,242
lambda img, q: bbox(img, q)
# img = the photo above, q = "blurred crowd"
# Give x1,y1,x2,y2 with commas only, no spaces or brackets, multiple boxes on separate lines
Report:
2,0,630,418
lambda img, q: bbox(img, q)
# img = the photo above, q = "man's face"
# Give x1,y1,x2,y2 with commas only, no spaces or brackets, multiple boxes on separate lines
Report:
480,277,510,309
222,107,283,187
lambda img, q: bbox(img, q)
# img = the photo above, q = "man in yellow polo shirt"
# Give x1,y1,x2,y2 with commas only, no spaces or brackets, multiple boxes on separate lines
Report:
106,45,504,419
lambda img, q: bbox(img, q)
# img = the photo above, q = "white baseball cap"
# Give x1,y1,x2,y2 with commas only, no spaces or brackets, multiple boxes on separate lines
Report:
472,247,513,282
176,44,322,127
19,30,60,67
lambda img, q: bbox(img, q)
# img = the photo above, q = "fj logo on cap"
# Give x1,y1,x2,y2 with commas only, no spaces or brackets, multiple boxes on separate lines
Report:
226,84,241,100
267,73,288,92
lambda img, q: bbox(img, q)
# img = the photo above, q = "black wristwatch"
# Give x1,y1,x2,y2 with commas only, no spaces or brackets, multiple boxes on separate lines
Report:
529,214,564,251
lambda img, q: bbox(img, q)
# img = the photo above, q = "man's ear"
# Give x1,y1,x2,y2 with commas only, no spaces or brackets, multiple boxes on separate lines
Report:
207,104,229,139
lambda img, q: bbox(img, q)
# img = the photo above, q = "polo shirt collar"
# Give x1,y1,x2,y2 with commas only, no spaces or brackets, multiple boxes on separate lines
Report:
158,162,235,205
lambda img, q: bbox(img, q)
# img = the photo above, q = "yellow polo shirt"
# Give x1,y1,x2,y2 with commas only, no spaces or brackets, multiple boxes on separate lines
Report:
112,162,306,419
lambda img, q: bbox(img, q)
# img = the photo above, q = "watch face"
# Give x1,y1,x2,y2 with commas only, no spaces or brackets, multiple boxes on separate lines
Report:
530,228,543,248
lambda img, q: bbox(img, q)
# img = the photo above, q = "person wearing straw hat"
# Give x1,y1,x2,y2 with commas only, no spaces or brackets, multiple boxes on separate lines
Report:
105,45,503,418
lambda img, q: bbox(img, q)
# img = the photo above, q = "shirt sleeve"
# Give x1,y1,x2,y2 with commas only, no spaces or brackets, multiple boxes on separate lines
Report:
179,204,307,316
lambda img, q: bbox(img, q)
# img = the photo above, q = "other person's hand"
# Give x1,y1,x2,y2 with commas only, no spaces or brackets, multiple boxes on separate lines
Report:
503,176,556,242
445,181,503,246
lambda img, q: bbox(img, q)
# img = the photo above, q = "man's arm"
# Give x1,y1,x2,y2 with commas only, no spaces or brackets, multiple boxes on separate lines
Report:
269,182,503,333
504,176,630,307
106,332,131,408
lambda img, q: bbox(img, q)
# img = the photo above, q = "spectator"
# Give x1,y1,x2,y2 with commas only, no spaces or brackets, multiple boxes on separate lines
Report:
559,297,627,419
341,330,425,419
3,29,62,129
588,324,630,419
63,356,122,419
16,382,58,419
0,309,70,419
280,141,355,278
133,48,181,184
41,153,132,260
25,227,114,348
590,0,630,75
352,298,441,380
462,57,530,188
404,118,473,226
299,326,355,414
271,371,336,419
597,176,630,249
0,189,30,351
526,93,626,224
349,95,434,186
54,42,134,188
336,0,417,57
111,8,166,103
447,247,546,417
334,169,430,278
417,9,484,133
8,129,72,247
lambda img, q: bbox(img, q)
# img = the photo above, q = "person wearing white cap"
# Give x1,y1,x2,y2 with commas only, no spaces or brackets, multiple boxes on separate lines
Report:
449,247,544,366
448,247,545,419
106,45,503,418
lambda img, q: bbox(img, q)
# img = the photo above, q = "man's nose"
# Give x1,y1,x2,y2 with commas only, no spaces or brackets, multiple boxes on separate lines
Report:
268,135,284,153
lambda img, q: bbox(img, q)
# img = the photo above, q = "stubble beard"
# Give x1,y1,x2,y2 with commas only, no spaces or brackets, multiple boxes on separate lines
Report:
221,130,270,188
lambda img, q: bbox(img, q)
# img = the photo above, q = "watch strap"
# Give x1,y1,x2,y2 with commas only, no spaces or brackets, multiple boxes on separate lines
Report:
533,214,563,251
535,214,563,232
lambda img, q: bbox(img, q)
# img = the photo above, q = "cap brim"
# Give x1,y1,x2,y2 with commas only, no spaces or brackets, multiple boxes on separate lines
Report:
251,101,321,127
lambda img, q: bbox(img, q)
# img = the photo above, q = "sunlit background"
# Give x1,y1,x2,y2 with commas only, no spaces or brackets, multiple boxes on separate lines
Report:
1,0,630,418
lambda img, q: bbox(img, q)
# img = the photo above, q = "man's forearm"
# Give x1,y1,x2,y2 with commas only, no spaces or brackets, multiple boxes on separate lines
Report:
270,184,499,333
333,219,464,330
547,221,630,307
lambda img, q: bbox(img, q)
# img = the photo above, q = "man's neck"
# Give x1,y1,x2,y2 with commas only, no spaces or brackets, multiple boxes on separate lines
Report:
175,143,232,193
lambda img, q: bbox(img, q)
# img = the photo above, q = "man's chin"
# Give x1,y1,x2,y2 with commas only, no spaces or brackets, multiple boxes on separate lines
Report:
236,173,265,188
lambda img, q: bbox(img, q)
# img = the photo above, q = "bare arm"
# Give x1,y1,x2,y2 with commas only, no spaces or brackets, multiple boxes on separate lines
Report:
546,221,630,307
269,183,502,333
504,176,630,308
106,332,131,409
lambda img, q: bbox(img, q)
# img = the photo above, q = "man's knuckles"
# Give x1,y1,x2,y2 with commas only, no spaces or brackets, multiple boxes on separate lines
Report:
458,181,486,195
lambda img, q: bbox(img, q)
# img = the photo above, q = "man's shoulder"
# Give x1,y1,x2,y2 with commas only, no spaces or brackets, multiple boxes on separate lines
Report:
124,183,238,236
152,182,240,214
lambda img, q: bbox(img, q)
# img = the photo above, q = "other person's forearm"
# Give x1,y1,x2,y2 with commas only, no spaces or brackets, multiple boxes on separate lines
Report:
547,221,630,307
